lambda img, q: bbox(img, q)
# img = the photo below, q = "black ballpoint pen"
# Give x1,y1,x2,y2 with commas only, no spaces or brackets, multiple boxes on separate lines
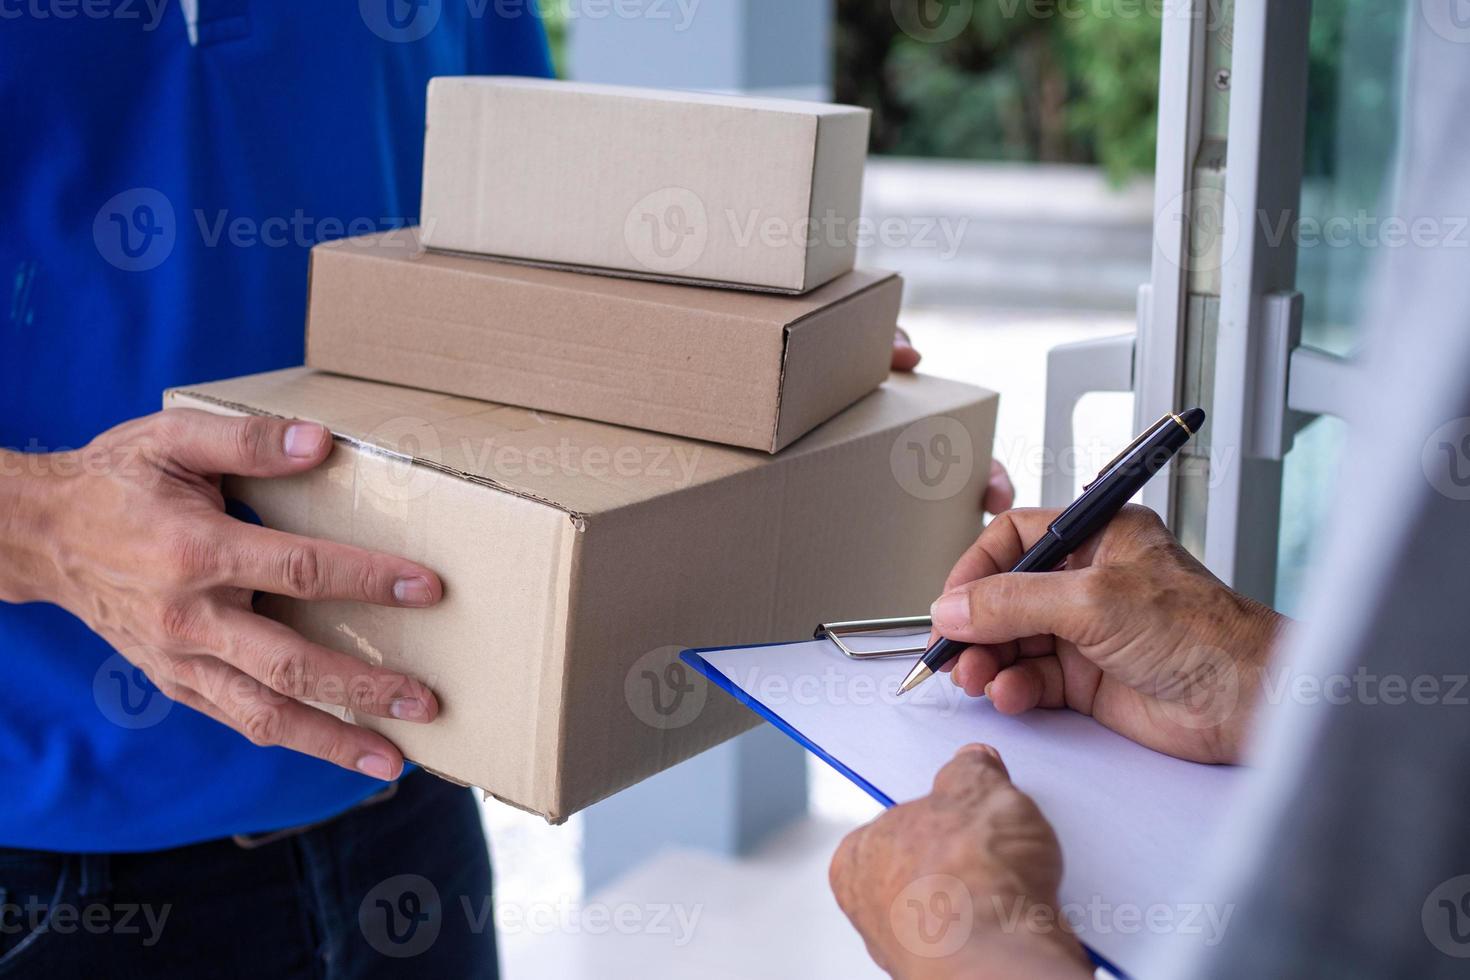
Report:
898,407,1207,696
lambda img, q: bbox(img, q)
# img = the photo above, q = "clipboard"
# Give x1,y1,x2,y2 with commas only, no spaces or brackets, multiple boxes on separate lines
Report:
683,620,1245,978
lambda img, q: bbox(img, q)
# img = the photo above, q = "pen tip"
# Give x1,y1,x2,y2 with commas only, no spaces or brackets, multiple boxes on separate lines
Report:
1180,407,1206,434
898,663,933,696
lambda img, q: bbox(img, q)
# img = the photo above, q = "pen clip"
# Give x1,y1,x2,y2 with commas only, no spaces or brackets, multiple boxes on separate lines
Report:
1081,413,1172,491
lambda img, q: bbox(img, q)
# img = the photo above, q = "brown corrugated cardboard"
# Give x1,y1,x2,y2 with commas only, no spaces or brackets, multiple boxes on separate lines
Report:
164,368,998,822
304,229,902,452
420,77,871,294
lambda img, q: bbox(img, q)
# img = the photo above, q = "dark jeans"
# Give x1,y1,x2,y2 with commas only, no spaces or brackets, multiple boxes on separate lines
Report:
0,771,497,979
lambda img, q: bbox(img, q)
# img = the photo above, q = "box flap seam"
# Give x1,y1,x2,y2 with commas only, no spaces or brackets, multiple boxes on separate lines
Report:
168,387,590,528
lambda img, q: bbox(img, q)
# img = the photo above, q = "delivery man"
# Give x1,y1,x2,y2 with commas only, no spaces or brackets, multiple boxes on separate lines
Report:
0,7,975,975
0,6,544,976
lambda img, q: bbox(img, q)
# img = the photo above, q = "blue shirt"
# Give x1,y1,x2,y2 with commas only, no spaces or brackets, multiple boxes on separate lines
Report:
0,2,551,852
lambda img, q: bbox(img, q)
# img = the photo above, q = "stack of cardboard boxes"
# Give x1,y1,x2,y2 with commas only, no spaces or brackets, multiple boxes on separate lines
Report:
167,79,998,822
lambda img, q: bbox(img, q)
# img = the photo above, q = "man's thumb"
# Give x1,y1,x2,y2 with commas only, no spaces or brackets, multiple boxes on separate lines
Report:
156,409,332,477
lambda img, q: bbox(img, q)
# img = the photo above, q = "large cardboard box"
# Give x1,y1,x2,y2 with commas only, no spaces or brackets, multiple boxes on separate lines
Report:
164,369,997,821
304,229,902,452
420,77,871,294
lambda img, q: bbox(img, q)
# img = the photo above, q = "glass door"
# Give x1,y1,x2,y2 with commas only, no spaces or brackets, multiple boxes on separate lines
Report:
1138,0,1405,609
1277,0,1406,612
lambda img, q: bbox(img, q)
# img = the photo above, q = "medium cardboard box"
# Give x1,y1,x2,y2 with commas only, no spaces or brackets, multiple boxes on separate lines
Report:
164,368,997,821
420,77,871,294
304,229,902,453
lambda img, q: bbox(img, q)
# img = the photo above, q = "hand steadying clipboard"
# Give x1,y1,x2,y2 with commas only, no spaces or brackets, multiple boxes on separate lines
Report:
682,621,1244,977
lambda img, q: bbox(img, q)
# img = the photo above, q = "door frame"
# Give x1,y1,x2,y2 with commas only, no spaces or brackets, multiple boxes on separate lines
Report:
1136,0,1314,603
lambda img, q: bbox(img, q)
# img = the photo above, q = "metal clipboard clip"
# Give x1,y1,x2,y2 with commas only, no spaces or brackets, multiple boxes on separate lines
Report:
814,616,933,660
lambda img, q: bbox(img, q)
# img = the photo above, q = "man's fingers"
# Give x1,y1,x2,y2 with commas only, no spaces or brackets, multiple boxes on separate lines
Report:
214,609,438,722
987,658,1068,715
940,508,1063,593
981,459,1015,516
219,521,443,607
931,567,1107,648
181,657,406,780
156,409,333,478
932,743,1011,798
948,644,1015,698
957,743,1009,775
890,327,921,372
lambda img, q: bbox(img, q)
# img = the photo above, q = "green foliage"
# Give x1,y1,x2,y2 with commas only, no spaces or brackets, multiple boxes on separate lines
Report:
1059,3,1163,182
541,2,569,78
885,39,1033,161
550,1,1381,189
837,0,1164,182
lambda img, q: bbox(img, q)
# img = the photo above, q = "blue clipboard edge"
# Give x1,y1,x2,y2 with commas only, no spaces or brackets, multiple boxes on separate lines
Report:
682,644,897,809
681,644,1128,980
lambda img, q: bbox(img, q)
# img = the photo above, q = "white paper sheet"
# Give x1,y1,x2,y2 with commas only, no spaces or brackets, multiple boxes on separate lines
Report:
691,633,1247,972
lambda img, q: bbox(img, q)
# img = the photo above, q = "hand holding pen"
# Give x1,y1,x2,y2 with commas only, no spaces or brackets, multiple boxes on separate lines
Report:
901,409,1204,696
905,410,1290,765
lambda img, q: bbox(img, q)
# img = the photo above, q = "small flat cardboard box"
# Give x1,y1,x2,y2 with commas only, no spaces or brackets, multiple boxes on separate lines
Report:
164,369,998,822
420,77,872,294
304,229,902,453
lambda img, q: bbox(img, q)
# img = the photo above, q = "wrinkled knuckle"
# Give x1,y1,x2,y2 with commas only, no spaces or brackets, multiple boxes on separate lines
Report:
158,599,208,646
263,648,312,698
169,657,201,690
161,527,217,582
354,562,385,603
957,582,987,623
327,739,360,770
240,703,284,747
344,675,381,710
282,546,325,597
234,417,275,466
151,410,190,449
977,578,1017,623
